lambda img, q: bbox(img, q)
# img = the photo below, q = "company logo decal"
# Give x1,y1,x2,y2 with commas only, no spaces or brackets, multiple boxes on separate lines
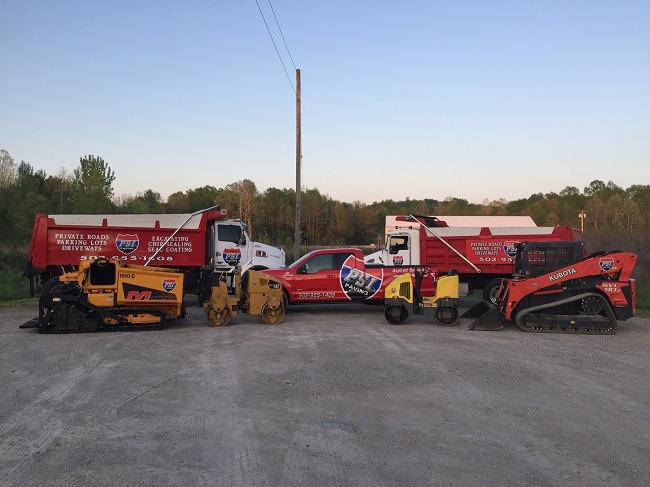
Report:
339,255,384,300
503,240,518,258
122,283,176,301
162,278,177,292
116,234,139,254
223,247,242,266
392,255,403,266
599,257,615,272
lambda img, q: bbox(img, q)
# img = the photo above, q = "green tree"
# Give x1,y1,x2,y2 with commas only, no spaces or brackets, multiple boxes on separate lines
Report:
186,186,219,212
218,179,259,236
45,168,74,214
585,196,607,233
0,150,16,189
119,189,164,213
166,191,191,213
72,155,116,213
256,187,295,246
10,161,49,240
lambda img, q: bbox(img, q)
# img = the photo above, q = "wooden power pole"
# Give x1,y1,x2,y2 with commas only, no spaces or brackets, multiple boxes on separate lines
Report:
294,69,301,261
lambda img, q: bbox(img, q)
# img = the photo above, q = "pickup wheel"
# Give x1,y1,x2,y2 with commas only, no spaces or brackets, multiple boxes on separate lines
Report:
282,290,290,309
385,305,408,325
483,278,503,306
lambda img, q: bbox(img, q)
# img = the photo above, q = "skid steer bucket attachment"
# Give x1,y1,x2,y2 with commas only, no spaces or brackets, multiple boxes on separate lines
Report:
459,301,503,331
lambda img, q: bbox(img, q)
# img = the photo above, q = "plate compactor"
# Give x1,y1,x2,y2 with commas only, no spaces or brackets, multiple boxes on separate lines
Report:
31,258,285,333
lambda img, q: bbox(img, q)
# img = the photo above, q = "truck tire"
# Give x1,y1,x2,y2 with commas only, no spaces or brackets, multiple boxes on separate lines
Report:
483,278,503,306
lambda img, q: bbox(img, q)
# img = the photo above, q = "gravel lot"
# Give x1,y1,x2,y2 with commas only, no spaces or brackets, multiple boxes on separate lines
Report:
1,299,649,487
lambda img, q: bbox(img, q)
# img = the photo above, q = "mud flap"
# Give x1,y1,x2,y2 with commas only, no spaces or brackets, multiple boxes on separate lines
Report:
459,301,503,331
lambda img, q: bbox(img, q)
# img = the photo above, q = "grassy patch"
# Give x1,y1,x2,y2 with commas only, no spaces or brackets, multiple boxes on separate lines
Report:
0,297,39,308
0,269,32,302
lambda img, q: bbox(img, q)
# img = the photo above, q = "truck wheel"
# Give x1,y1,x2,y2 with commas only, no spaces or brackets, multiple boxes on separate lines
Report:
483,279,503,306
435,306,459,326
282,290,290,309
385,305,408,325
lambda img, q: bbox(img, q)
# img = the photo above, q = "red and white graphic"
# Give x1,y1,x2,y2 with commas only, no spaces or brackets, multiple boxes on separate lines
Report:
503,240,518,258
116,234,139,254
599,257,615,272
162,277,177,292
223,247,242,266
339,255,384,300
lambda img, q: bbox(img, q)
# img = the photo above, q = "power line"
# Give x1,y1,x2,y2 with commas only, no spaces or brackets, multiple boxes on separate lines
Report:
254,0,295,94
267,0,296,72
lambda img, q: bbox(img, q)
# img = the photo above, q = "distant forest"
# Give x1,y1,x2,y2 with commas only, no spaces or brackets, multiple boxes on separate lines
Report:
1,150,648,249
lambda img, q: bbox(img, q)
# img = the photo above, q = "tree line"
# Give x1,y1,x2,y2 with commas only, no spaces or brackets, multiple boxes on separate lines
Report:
1,150,649,253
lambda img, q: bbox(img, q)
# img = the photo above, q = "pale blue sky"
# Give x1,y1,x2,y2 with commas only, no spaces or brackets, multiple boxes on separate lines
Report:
1,1,649,204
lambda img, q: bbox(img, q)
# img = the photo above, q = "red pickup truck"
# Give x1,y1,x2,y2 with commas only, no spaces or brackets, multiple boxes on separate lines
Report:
261,247,437,305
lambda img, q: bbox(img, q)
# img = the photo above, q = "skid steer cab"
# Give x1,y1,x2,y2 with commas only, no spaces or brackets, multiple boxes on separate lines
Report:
384,267,459,325
198,266,285,326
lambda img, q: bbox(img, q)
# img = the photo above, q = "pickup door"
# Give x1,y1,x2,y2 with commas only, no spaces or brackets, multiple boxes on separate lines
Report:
291,251,355,302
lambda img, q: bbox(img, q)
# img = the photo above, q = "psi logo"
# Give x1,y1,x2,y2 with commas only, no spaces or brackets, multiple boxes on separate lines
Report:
599,257,615,272
116,234,139,254
223,248,242,266
339,255,384,300
503,240,518,258
162,278,177,292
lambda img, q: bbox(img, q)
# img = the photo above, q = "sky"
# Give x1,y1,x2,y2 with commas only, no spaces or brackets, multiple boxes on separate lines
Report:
1,0,649,205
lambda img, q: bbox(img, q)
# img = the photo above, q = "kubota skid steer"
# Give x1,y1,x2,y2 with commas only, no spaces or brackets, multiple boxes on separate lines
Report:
461,242,637,334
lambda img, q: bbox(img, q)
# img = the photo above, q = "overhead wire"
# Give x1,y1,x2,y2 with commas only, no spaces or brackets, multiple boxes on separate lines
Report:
254,0,295,94
267,0,296,71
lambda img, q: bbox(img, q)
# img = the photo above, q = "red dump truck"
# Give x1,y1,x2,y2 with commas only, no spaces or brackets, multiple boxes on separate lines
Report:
364,215,583,303
24,207,286,294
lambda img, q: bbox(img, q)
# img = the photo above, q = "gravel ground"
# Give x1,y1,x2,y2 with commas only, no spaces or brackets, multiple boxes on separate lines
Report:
1,299,649,487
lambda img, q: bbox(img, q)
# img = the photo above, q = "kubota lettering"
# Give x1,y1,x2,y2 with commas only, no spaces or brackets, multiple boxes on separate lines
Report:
549,268,577,281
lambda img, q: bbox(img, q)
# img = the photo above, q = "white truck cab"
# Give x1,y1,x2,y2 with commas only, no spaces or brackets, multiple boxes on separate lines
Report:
212,221,285,271
365,229,421,267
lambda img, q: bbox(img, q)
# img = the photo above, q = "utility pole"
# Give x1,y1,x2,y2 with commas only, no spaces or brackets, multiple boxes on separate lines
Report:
578,210,586,233
294,68,301,261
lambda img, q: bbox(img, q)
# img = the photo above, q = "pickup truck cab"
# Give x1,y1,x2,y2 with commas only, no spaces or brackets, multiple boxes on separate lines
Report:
261,247,437,305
